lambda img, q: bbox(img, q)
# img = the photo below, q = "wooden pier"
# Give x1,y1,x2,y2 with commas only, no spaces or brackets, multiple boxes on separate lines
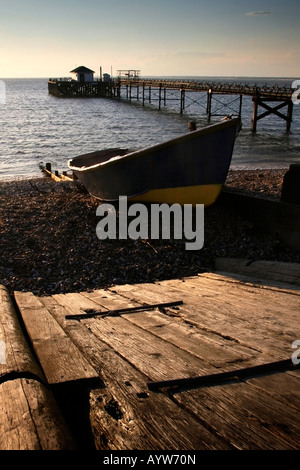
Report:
1,260,300,450
48,75,297,132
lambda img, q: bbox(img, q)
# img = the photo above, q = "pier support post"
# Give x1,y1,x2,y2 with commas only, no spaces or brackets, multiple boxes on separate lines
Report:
251,96,293,133
287,100,293,132
142,83,145,106
239,94,243,118
159,84,162,110
114,79,121,100
207,89,212,122
180,89,185,115
251,96,259,132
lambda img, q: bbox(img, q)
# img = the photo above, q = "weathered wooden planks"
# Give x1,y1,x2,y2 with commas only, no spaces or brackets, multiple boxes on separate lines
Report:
51,291,213,384
215,258,300,287
0,285,44,381
171,370,300,450
38,293,228,450
0,285,77,450
11,265,300,450
109,274,300,362
78,288,258,368
14,291,99,385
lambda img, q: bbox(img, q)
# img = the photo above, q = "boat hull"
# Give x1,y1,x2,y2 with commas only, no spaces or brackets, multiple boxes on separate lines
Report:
68,118,240,206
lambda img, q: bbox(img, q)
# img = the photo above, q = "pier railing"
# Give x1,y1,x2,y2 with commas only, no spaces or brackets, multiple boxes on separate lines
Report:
118,77,294,100
48,78,118,98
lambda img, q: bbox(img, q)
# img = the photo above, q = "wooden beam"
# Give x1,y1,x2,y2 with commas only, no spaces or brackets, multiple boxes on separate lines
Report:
0,285,44,382
220,191,300,251
0,378,77,450
0,285,77,450
39,163,74,182
256,100,290,122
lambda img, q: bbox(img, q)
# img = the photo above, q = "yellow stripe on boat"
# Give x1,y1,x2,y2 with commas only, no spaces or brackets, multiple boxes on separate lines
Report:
129,183,222,206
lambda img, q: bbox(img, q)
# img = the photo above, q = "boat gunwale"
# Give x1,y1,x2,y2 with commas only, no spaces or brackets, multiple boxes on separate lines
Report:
68,118,240,173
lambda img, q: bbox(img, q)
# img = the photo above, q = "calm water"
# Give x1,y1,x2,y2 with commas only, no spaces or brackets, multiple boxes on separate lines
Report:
0,77,300,180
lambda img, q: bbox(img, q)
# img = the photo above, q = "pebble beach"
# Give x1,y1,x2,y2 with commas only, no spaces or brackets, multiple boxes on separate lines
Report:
0,168,299,296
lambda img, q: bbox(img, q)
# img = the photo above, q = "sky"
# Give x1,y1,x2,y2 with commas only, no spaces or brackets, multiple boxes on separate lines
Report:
1,0,300,78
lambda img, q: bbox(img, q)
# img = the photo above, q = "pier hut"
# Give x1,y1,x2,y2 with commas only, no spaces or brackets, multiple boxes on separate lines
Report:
70,66,95,83
48,65,118,98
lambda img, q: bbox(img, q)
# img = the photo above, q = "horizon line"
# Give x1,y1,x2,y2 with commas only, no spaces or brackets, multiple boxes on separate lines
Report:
1,74,299,80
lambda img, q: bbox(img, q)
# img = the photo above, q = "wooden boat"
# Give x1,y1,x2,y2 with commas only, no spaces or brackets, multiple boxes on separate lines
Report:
68,118,241,206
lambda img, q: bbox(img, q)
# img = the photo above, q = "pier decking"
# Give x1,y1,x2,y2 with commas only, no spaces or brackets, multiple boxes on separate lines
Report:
1,260,299,450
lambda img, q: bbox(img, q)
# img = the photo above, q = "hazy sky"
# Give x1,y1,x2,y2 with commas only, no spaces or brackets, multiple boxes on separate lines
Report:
1,0,300,78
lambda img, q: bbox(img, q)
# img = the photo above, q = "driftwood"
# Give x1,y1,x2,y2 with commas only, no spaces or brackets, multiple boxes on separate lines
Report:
0,285,77,450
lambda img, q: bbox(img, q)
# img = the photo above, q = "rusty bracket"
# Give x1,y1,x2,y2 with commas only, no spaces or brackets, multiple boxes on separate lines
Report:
65,300,183,320
148,358,299,391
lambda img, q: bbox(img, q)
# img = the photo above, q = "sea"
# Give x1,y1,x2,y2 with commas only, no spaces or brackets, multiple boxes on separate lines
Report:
0,77,300,181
